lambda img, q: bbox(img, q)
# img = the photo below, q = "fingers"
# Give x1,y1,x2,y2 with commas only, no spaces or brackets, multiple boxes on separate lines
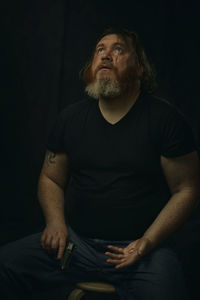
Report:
41,234,55,253
115,261,128,269
105,251,124,265
107,258,126,265
105,252,124,259
105,248,130,267
107,254,139,269
106,237,153,270
51,236,60,251
107,245,124,253
105,246,125,266
105,243,141,269
45,235,53,251
57,238,67,260
40,230,67,258
41,232,51,250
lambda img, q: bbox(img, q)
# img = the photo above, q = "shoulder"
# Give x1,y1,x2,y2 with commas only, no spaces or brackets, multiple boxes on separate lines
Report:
142,93,186,124
60,98,93,116
58,98,94,122
143,93,178,114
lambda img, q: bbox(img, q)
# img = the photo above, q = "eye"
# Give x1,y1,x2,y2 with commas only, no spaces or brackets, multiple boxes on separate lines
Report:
114,47,123,54
96,47,105,55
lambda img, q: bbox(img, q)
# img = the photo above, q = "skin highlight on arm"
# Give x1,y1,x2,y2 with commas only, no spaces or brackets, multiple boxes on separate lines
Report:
105,151,200,269
38,150,70,259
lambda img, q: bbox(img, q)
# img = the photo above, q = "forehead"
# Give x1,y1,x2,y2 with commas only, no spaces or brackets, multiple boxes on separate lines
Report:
96,34,132,49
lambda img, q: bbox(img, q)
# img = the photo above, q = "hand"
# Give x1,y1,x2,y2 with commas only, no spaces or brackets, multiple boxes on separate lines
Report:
41,223,69,260
105,236,153,269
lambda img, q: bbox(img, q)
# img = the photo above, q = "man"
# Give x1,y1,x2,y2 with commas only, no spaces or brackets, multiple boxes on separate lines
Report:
0,28,199,300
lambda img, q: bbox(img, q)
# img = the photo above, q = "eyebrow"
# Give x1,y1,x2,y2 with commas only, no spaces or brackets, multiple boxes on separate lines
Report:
96,42,127,49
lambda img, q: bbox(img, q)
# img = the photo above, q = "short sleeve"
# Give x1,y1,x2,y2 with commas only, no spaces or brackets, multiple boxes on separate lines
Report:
46,109,67,153
160,108,197,157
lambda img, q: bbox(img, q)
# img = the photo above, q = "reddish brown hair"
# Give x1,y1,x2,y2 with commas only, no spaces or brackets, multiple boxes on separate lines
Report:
80,27,157,93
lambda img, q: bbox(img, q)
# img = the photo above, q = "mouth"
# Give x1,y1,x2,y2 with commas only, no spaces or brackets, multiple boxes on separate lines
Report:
98,64,113,71
101,67,111,70
100,68,112,72
94,64,114,77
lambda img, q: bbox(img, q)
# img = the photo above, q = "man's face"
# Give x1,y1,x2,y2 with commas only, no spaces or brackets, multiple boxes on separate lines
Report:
91,34,138,83
85,34,142,99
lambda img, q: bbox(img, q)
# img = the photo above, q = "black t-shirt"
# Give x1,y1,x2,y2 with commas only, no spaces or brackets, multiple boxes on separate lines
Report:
47,92,197,240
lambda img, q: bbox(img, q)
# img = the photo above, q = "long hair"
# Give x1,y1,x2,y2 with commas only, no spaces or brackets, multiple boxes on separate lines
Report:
80,28,157,94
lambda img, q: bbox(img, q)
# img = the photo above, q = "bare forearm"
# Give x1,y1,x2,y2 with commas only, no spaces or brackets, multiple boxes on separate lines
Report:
143,190,199,248
38,175,66,225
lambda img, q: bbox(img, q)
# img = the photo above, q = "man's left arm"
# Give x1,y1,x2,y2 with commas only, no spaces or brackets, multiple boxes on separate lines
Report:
143,151,200,247
105,151,200,269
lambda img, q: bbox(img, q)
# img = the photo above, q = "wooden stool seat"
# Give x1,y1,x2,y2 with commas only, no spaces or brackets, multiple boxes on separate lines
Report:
67,281,116,300
76,281,115,293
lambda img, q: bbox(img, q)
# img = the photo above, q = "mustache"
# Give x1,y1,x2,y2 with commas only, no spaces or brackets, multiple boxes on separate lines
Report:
95,62,114,73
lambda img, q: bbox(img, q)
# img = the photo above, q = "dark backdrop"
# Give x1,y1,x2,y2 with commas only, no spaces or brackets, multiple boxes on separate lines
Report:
1,0,200,241
1,0,200,299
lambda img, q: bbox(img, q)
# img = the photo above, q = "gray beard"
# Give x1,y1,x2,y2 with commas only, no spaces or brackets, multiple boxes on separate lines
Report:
85,77,121,100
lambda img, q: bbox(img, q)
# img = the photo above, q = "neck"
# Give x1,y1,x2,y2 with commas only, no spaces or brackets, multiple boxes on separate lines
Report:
99,86,141,114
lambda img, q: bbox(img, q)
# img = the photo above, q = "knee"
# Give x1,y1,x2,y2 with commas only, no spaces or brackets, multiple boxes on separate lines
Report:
0,244,16,273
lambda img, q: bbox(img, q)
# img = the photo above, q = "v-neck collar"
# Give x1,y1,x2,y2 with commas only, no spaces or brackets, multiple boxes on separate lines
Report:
96,91,145,127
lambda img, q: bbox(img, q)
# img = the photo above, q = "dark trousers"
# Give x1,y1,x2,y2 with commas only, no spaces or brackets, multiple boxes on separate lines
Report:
0,224,189,300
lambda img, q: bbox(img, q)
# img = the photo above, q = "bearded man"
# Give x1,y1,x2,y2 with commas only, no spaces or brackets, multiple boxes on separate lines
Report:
0,28,199,300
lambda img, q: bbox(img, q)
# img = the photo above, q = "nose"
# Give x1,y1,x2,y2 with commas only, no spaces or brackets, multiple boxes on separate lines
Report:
101,49,113,62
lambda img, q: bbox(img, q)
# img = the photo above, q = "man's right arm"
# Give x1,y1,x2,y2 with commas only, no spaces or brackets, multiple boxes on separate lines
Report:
38,150,69,259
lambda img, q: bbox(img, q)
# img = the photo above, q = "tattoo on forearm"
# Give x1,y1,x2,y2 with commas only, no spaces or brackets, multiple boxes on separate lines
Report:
46,151,56,164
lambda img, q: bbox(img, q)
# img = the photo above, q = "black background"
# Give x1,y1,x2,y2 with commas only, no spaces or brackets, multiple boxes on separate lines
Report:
1,0,200,298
